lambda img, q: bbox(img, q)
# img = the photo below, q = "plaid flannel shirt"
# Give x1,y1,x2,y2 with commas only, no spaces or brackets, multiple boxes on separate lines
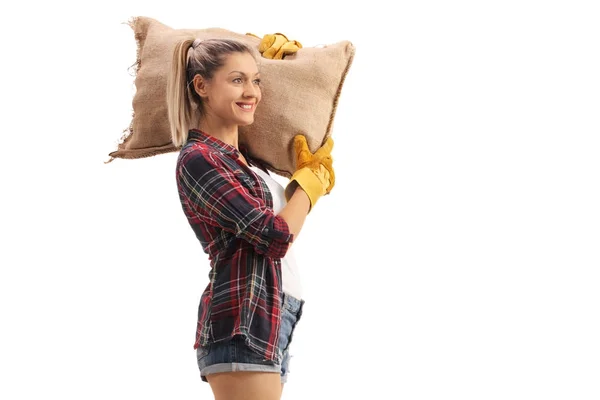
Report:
176,129,294,363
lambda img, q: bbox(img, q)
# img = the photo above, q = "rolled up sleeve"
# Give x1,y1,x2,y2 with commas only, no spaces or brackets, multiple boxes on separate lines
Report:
178,153,294,259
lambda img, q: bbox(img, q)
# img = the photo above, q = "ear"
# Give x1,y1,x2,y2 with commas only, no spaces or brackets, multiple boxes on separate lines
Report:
192,74,209,98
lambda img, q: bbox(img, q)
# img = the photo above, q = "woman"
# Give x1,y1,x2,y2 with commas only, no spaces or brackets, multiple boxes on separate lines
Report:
166,37,335,400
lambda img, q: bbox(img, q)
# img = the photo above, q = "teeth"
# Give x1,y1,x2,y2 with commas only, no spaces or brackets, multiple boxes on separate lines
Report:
238,104,252,109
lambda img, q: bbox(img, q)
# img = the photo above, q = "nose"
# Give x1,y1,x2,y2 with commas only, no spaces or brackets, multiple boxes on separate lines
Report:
243,81,259,99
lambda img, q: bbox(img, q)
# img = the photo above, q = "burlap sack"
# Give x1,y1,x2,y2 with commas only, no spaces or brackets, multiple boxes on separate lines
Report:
107,16,355,178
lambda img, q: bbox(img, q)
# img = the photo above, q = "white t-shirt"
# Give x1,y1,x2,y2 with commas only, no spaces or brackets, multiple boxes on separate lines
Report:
249,166,303,300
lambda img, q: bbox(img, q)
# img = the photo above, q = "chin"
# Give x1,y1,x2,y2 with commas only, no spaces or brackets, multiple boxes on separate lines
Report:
237,117,255,126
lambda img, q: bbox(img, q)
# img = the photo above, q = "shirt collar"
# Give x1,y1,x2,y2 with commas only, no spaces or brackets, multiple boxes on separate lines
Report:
188,129,240,156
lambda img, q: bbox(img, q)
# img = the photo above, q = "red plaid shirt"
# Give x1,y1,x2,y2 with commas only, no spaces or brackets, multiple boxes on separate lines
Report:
175,129,294,363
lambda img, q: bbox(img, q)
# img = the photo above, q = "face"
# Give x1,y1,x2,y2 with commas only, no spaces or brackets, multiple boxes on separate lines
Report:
194,52,261,127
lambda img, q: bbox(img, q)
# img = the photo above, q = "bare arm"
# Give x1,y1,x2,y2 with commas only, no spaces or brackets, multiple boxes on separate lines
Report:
277,186,310,240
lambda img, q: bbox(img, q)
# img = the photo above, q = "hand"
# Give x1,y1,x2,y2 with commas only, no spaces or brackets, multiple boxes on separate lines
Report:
257,33,302,59
284,135,335,212
294,135,335,194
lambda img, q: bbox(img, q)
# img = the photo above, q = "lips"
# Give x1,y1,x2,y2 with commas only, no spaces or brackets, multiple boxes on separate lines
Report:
236,102,255,112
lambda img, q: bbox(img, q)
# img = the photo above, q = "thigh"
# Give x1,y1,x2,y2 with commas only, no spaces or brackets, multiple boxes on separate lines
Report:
207,371,282,400
197,335,282,383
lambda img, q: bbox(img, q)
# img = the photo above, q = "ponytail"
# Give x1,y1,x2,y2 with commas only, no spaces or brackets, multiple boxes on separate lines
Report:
167,39,194,148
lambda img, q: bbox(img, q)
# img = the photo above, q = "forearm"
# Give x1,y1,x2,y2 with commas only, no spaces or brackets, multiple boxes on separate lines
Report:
277,186,310,239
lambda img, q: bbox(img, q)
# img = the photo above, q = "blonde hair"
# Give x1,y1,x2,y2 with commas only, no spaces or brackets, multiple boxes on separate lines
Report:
166,38,258,148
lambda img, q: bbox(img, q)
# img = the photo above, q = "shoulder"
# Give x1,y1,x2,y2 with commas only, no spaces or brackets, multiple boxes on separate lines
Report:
177,142,229,173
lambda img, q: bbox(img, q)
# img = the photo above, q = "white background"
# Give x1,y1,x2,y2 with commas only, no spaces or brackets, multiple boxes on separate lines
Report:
1,1,599,399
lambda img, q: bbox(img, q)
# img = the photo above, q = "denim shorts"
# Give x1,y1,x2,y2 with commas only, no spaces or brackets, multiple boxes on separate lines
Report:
196,292,304,384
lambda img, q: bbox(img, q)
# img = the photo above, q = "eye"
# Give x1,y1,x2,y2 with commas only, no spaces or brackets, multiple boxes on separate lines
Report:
232,77,243,83
253,78,261,85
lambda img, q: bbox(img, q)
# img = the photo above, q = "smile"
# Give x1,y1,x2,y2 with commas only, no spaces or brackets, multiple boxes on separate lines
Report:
236,103,255,112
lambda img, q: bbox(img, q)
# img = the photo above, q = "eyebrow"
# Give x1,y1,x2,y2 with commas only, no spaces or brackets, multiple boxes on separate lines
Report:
228,70,260,76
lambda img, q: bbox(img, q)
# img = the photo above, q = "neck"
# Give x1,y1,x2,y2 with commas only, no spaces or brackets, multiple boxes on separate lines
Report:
196,116,239,150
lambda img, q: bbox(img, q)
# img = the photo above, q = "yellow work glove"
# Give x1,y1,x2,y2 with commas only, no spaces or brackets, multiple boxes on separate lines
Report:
284,135,335,212
257,33,302,59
